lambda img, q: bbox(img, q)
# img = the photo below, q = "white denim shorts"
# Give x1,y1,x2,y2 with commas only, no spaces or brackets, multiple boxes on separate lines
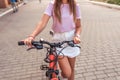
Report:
52,29,80,58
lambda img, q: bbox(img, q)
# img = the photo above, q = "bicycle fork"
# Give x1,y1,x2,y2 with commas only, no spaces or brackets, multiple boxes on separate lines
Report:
40,49,60,80
49,54,59,79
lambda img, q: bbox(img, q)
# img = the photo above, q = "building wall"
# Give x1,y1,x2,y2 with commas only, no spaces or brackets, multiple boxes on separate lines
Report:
0,0,22,8
0,0,9,8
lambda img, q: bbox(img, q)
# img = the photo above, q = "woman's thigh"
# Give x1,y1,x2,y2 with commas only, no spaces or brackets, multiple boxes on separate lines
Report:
58,56,71,77
68,57,76,70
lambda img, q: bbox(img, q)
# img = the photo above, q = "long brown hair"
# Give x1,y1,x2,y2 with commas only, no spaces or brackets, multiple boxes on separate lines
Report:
53,0,76,23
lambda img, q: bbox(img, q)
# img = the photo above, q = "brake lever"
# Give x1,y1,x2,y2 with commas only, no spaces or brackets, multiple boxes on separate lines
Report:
68,41,81,49
27,47,36,51
68,41,74,47
75,45,81,49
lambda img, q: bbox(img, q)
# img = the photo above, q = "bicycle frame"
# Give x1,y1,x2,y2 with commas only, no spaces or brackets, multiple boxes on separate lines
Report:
44,47,60,80
49,49,58,80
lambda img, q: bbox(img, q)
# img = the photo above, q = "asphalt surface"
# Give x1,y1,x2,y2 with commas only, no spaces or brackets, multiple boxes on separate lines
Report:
0,0,120,80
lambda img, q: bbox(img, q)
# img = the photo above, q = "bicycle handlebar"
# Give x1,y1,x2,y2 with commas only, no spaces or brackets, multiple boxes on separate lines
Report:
18,41,39,45
18,39,81,49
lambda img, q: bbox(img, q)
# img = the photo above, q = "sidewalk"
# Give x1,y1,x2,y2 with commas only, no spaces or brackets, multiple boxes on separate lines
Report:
0,0,120,80
0,2,24,18
1,0,120,18
89,0,120,10
0,6,11,15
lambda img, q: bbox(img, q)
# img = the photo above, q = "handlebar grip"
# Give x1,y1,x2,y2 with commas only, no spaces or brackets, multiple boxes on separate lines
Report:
18,41,25,45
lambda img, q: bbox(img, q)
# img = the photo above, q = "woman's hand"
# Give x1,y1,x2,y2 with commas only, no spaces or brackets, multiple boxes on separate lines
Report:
24,36,34,48
73,35,81,44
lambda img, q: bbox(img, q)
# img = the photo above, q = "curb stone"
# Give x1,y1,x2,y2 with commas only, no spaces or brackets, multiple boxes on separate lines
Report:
0,3,24,18
89,1,120,10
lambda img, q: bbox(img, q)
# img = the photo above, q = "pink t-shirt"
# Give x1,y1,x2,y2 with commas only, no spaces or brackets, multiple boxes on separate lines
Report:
44,1,81,33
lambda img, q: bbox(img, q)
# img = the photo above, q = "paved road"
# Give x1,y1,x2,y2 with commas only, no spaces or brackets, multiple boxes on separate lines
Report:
0,0,120,80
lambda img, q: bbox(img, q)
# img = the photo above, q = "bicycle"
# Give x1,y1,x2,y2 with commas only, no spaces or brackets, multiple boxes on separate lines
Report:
18,39,80,80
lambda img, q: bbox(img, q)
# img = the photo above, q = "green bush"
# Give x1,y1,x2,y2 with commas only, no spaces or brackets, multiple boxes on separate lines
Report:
91,0,106,2
107,0,115,4
107,0,120,5
92,0,120,5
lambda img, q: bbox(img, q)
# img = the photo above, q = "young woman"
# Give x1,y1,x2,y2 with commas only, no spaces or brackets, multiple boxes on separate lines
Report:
24,0,82,80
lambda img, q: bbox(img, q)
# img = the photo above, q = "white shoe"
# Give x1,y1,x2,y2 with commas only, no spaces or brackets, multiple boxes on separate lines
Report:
60,76,67,80
63,78,67,80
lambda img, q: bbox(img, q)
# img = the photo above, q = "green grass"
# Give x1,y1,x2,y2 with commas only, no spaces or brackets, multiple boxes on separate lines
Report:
107,0,120,5
91,0,120,5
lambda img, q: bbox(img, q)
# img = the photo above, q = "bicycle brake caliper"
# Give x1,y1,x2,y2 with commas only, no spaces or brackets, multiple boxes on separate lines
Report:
40,65,48,70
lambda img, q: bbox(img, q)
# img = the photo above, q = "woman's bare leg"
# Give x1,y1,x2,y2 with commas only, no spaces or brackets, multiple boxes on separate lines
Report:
68,57,76,80
58,56,76,80
58,56,72,78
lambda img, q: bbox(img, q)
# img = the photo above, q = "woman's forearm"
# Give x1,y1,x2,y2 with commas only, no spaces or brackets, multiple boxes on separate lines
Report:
29,14,50,38
75,19,82,36
29,21,46,38
75,26,82,35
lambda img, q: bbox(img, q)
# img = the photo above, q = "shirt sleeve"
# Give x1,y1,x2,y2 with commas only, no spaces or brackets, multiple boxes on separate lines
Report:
76,4,82,19
44,1,54,16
